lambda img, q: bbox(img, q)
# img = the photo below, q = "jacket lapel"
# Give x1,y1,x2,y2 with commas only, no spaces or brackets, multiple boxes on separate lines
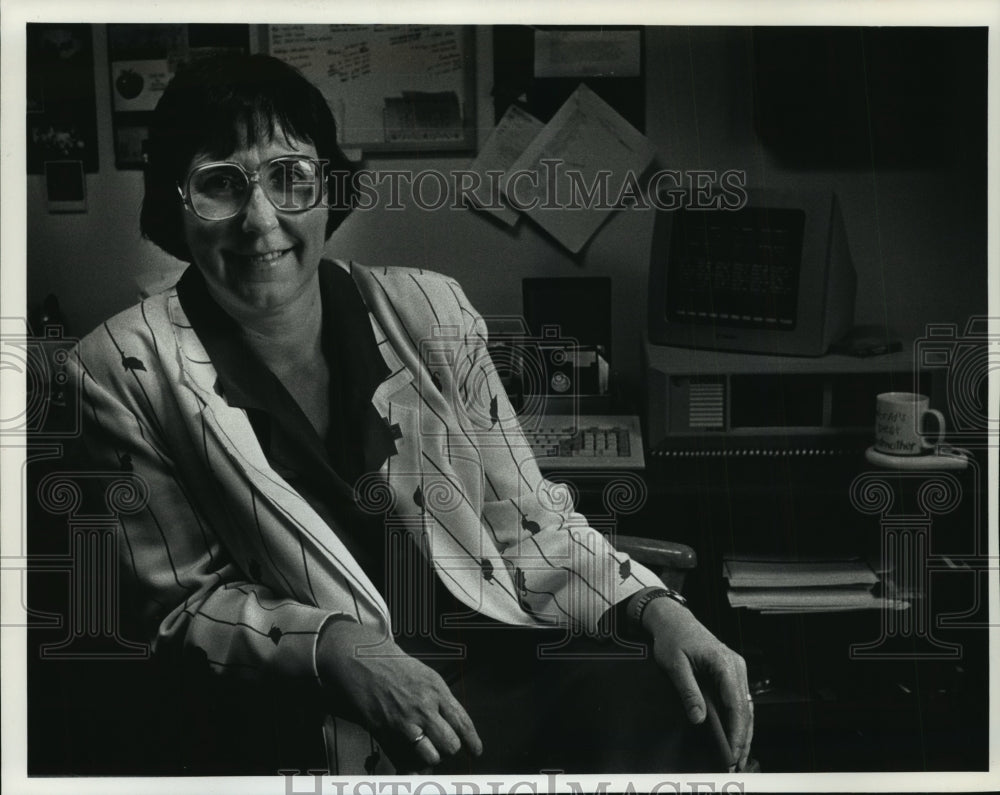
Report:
165,290,391,623
351,264,528,625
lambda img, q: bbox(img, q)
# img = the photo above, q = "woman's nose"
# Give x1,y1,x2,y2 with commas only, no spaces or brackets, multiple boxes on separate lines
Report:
241,182,279,234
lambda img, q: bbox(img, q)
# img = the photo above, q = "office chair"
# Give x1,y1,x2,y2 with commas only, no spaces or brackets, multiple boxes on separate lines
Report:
614,534,697,592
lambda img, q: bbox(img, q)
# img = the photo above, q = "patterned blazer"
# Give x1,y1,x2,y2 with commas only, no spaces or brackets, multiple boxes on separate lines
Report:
69,260,662,773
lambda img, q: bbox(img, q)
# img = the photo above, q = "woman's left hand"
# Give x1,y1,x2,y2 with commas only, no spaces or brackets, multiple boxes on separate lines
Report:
641,596,754,771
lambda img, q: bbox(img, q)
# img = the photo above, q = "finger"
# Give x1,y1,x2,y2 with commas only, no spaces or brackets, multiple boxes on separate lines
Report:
404,724,441,769
739,706,755,772
703,697,734,771
718,659,752,768
739,683,755,772
667,655,708,724
423,711,464,759
723,697,750,768
726,697,752,771
440,698,483,757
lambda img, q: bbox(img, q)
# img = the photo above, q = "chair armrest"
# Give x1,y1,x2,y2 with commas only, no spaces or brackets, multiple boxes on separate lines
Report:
613,535,697,591
614,535,697,570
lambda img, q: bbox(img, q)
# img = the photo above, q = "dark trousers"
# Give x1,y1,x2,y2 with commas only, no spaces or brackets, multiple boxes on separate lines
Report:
399,622,722,775
98,625,720,776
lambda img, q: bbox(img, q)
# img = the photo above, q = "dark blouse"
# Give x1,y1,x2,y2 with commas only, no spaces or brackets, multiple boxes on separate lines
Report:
176,261,397,593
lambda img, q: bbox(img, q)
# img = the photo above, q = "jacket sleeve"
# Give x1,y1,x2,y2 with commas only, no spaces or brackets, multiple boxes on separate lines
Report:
68,332,349,685
444,282,664,633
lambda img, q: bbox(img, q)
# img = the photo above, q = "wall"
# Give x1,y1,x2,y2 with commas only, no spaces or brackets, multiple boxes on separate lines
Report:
26,25,988,396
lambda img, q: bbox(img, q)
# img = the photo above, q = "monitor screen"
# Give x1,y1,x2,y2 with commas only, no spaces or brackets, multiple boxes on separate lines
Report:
647,188,855,357
665,206,805,331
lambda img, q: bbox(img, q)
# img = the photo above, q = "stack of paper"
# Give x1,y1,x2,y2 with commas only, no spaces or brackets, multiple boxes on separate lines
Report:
724,557,909,614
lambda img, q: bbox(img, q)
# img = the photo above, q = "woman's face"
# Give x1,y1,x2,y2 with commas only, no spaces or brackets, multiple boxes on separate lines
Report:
181,129,328,323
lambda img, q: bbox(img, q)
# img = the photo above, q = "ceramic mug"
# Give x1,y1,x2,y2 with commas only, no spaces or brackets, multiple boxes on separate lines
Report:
874,392,946,456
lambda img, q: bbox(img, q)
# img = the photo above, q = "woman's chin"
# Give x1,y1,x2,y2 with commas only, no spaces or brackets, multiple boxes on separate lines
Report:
232,285,301,316
223,272,321,321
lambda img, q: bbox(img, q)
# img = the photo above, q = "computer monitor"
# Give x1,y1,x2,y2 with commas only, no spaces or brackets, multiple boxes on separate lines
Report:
646,188,856,357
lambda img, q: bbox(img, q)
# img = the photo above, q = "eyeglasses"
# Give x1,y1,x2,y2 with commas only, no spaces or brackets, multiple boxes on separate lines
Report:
177,155,325,221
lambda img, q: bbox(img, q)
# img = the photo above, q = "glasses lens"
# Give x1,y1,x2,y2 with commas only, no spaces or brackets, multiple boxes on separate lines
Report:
189,164,248,220
263,157,322,211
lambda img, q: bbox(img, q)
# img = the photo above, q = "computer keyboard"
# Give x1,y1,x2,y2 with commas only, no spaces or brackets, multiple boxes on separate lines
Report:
520,414,646,470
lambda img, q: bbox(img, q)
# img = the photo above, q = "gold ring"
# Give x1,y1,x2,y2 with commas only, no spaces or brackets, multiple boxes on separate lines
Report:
410,731,427,745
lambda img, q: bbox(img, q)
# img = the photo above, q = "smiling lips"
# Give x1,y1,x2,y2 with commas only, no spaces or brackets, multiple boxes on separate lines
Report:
231,248,292,266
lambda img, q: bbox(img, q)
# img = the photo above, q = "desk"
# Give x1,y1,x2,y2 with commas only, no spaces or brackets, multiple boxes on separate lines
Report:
566,449,990,772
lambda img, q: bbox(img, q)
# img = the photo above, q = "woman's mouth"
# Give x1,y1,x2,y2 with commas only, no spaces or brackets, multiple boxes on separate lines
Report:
228,248,293,267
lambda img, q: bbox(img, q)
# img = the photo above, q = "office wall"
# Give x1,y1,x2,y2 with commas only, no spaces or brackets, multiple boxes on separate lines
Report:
26,25,987,395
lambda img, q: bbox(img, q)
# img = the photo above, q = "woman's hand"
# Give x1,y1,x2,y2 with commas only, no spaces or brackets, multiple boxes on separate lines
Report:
641,597,754,771
316,619,483,772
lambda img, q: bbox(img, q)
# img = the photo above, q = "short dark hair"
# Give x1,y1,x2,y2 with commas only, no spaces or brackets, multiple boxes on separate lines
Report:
140,53,354,262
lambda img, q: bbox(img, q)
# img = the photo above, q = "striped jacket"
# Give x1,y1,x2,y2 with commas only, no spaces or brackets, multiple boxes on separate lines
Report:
69,260,662,772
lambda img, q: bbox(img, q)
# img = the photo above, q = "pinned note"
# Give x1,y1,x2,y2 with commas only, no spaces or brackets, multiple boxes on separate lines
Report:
464,105,545,226
504,83,657,253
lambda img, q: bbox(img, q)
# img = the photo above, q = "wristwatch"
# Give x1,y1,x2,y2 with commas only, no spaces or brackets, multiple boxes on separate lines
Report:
627,586,688,632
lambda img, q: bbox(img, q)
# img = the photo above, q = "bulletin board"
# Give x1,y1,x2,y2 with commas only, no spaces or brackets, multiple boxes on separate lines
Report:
263,24,476,154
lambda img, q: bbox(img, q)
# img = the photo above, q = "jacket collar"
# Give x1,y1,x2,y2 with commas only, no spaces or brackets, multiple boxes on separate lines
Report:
174,261,397,410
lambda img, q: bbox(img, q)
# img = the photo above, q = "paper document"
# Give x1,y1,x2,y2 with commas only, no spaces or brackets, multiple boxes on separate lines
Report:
728,587,908,613
759,602,911,614
724,556,896,613
724,559,878,589
465,105,544,226
534,29,642,78
504,83,657,253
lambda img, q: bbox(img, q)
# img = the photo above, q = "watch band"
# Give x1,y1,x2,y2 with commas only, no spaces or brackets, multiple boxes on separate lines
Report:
627,586,688,631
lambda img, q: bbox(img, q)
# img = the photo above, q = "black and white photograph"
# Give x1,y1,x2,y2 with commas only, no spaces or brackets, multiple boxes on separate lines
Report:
2,2,997,794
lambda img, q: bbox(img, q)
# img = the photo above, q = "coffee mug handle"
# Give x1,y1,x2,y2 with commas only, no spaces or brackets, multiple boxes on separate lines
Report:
921,408,946,449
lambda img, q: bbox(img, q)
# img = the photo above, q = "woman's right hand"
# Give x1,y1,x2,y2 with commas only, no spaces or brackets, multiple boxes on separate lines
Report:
316,619,483,772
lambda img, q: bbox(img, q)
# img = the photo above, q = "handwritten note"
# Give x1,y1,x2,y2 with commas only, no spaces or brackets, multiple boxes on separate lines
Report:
267,25,468,148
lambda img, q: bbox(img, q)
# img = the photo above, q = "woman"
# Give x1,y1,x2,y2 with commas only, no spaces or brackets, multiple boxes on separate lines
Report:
70,53,752,775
